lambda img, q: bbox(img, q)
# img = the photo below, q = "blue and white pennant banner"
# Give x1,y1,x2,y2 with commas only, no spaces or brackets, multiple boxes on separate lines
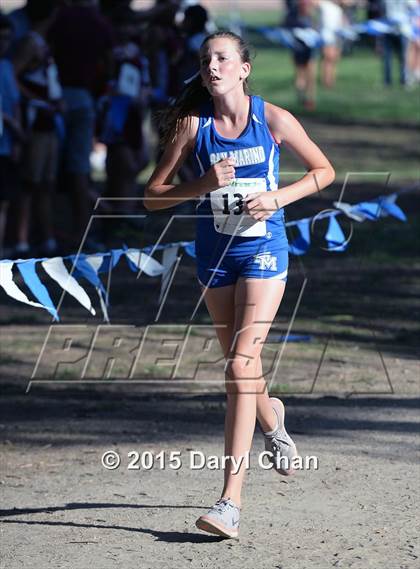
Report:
247,14,420,51
0,191,409,321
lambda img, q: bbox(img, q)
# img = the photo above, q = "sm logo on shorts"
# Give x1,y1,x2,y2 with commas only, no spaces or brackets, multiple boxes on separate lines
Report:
253,253,277,271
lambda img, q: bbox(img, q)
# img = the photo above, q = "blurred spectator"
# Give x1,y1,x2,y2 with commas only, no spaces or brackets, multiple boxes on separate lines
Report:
381,0,411,85
49,0,115,247
0,13,23,258
176,4,208,90
12,1,62,257
283,0,299,26
169,3,209,188
98,6,151,215
407,0,420,85
6,0,30,55
284,0,318,111
339,0,358,55
316,0,345,88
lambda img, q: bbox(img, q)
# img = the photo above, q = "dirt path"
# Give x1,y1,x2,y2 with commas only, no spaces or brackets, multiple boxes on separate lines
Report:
1,384,419,569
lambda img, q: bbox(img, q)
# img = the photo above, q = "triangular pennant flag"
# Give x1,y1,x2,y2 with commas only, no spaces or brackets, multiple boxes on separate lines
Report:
184,241,196,258
0,261,48,313
42,257,96,315
16,260,58,320
288,219,311,255
85,253,105,273
125,249,165,276
325,215,347,252
72,255,109,321
71,256,105,292
97,249,124,274
378,196,407,222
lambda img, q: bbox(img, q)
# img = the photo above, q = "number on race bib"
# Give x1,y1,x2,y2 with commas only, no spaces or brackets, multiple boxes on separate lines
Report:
222,193,244,215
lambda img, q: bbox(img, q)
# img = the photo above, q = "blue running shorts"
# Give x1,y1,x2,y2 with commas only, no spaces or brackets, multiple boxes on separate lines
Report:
197,245,288,288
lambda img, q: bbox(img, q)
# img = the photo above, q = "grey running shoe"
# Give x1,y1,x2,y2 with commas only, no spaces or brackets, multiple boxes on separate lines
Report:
264,397,298,476
195,497,240,538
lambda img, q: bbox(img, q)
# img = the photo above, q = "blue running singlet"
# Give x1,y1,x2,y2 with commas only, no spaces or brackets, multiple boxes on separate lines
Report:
191,95,289,288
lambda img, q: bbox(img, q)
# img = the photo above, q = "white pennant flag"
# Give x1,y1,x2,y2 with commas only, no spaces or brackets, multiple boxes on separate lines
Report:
42,257,96,315
0,261,46,311
125,250,165,277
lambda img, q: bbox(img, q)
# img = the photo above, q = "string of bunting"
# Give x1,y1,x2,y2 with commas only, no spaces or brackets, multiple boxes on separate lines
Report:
0,191,409,322
238,14,419,50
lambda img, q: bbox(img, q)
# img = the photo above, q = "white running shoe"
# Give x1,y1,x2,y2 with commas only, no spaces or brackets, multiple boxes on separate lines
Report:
263,397,298,476
195,497,240,538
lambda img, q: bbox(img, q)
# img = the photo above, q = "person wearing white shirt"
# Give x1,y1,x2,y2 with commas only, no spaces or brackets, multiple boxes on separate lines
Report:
315,0,345,88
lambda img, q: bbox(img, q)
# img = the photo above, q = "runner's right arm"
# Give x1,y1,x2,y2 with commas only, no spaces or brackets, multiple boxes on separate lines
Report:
144,115,235,211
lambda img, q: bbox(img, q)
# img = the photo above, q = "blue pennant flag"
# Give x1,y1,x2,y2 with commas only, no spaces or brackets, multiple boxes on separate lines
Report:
184,241,196,258
378,196,407,222
97,249,124,274
325,216,348,252
71,256,105,293
288,219,311,255
17,260,59,320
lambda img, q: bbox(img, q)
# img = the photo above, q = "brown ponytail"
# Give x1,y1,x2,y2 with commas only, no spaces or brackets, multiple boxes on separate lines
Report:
158,75,210,147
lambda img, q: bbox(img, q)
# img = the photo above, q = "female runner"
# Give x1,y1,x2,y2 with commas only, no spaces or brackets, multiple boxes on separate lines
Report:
144,31,335,539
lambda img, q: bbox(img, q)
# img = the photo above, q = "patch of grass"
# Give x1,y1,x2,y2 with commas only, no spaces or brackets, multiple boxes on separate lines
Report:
250,46,419,124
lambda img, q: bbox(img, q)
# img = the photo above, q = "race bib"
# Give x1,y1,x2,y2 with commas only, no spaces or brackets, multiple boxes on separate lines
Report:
210,177,267,237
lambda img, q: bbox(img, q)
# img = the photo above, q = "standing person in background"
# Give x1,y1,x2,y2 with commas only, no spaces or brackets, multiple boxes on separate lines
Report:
6,0,30,55
339,0,358,55
284,0,318,111
283,0,299,27
49,0,115,251
169,3,210,190
316,0,345,88
12,1,63,258
98,5,151,219
381,0,411,86
407,0,420,85
176,4,209,92
0,14,24,258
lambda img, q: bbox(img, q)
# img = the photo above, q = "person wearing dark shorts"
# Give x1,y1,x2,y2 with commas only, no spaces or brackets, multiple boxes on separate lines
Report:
284,0,317,110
